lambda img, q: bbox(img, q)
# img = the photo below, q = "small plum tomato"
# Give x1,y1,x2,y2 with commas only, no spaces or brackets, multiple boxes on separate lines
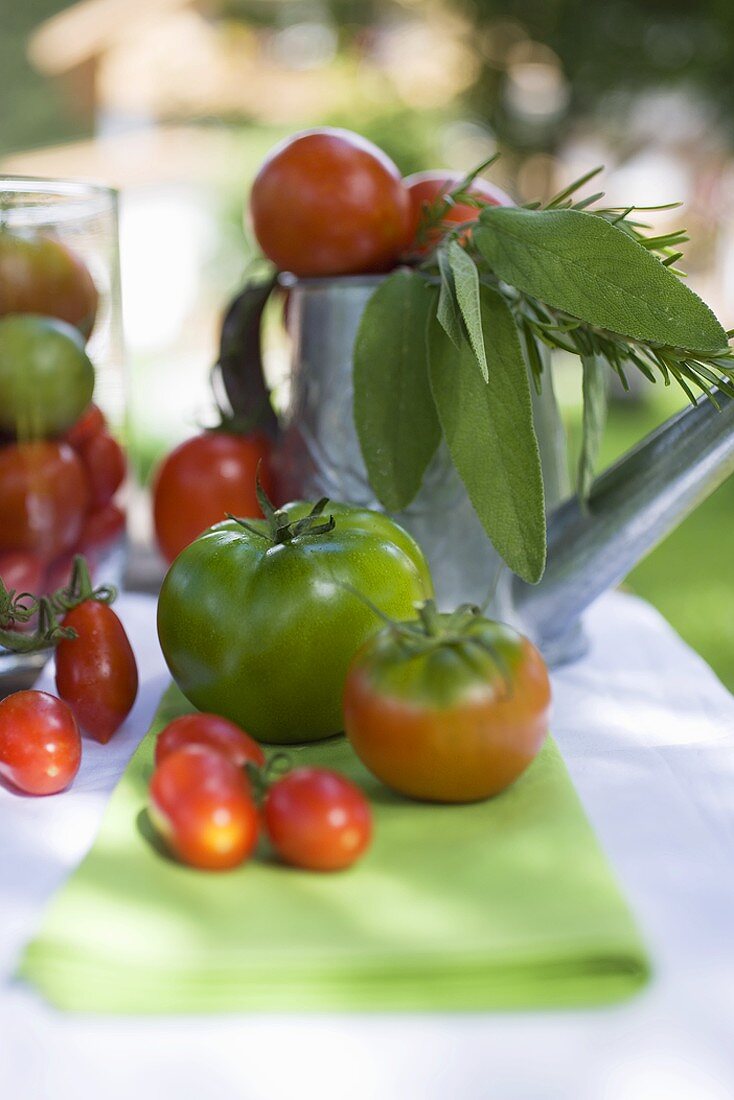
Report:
149,746,259,870
55,599,138,743
343,602,551,803
264,767,372,871
0,690,81,795
250,128,413,277
155,713,266,771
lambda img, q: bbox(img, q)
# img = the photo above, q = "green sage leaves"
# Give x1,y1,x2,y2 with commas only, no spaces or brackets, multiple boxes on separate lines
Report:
474,207,728,354
353,269,440,513
428,286,546,584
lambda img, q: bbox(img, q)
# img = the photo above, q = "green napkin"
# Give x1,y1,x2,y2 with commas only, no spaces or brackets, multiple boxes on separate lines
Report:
20,684,650,1013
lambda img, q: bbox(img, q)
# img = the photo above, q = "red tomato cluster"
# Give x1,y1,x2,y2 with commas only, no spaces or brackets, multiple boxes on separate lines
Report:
0,587,139,795
0,403,125,601
248,127,512,277
148,712,372,873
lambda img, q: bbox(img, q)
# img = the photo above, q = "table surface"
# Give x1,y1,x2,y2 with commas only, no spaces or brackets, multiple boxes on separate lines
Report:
1,590,734,1100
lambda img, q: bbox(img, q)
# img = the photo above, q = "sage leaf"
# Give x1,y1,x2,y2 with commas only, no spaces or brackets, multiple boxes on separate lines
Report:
436,247,463,349
448,240,489,381
428,284,546,583
578,354,608,502
354,269,440,512
474,208,727,354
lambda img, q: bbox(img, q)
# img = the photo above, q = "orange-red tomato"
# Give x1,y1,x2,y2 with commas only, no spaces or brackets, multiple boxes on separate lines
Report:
0,441,90,561
264,767,372,871
343,611,551,803
0,690,81,795
155,713,266,771
0,232,98,338
153,430,272,564
77,430,125,509
64,402,106,450
149,746,259,870
403,170,513,256
250,128,413,277
55,600,138,743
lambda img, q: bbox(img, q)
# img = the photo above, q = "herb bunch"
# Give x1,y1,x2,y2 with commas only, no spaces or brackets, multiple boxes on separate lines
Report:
353,162,733,582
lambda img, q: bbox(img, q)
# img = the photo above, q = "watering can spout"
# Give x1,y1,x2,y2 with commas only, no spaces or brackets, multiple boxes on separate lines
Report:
512,391,734,656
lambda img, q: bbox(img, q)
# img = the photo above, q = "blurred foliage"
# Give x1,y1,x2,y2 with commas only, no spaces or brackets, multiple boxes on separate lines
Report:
0,0,88,155
451,1,734,156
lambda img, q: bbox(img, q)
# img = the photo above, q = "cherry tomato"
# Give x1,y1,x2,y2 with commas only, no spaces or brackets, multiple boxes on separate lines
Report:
153,430,273,564
55,600,138,743
0,232,98,338
0,441,90,560
343,605,551,803
64,403,106,450
149,746,259,870
250,128,412,277
403,170,513,257
0,549,44,595
0,690,81,795
77,502,126,556
155,713,266,770
264,767,372,871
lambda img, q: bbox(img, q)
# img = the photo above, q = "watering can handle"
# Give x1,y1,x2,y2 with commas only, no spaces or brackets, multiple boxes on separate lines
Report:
513,390,734,648
214,276,279,438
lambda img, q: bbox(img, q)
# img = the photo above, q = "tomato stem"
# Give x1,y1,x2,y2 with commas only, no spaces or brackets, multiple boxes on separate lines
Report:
50,554,117,614
228,472,336,546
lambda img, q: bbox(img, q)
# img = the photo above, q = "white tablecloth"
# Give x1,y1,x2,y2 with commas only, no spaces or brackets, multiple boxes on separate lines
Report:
1,591,734,1100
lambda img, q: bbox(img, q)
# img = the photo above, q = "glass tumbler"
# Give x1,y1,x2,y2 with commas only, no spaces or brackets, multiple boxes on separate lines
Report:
0,178,126,695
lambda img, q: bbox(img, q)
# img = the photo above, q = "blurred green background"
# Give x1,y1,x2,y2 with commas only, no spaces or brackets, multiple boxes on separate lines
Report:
1,0,733,686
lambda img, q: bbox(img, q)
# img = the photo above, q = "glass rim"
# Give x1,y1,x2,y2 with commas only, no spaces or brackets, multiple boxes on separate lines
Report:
0,176,118,226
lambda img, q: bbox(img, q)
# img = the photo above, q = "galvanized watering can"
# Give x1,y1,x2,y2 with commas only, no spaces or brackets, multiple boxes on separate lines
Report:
273,275,734,666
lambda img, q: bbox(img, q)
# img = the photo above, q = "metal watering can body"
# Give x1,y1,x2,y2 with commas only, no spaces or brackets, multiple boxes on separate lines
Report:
275,276,734,665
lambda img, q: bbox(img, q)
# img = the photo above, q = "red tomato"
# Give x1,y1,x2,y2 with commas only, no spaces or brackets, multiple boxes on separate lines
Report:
77,502,126,556
155,713,265,770
0,441,90,561
0,232,98,338
77,430,125,508
55,600,138,743
250,128,412,277
149,746,259,870
264,767,372,871
153,431,273,564
343,609,551,803
64,402,106,450
403,170,513,256
0,549,44,595
0,690,81,795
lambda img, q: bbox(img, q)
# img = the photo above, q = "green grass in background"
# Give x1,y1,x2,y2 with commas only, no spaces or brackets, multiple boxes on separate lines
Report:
565,385,734,691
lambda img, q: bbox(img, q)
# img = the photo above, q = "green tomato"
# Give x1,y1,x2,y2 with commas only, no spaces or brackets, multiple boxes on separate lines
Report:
157,498,433,744
0,314,95,437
